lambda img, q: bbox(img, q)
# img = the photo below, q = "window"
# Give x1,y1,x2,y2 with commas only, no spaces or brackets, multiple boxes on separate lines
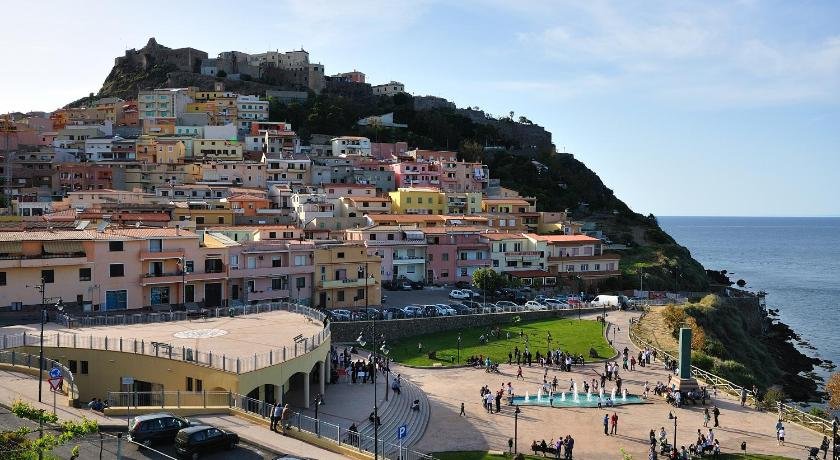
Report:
195,379,203,392
283,232,294,238
272,257,282,268
337,252,345,259
149,239,162,252
506,261,517,267
337,291,345,302
79,268,91,281
0,272,5,286
580,264,589,271
41,270,54,284
205,259,223,273
296,277,306,289
150,286,170,304
68,360,77,373
186,377,194,391
185,285,195,303
229,255,239,268
80,361,89,374
269,232,277,239
369,233,377,241
218,217,224,224
460,268,468,277
294,255,307,266
109,241,123,252
442,253,449,262
185,260,194,273
109,264,124,277
247,257,257,269
356,288,365,300
196,217,205,224
387,234,394,240
594,264,601,271
247,280,256,293
271,278,284,290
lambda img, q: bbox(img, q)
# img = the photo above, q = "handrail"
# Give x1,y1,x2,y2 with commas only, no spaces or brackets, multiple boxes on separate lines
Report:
0,301,330,375
106,390,435,460
628,312,835,434
0,349,78,400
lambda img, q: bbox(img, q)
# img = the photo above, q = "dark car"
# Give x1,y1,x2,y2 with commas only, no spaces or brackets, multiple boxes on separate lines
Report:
409,280,425,290
363,308,383,320
461,300,483,313
448,303,472,315
381,307,405,319
175,425,239,458
350,310,368,321
422,305,439,317
454,281,472,289
128,413,190,446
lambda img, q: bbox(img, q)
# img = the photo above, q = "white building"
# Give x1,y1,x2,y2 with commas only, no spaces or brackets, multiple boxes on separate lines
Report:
84,137,115,161
236,96,269,131
330,136,371,157
372,81,406,97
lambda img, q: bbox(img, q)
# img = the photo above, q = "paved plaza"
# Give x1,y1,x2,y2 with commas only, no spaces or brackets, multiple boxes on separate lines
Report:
398,310,824,459
1,310,324,359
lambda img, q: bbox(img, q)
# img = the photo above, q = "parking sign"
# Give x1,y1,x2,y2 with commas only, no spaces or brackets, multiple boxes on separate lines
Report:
397,424,408,440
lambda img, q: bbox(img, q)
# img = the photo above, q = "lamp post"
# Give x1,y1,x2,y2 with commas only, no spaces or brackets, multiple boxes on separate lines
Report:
546,331,552,353
457,334,462,365
668,411,678,452
29,279,63,403
313,393,323,436
514,406,521,453
360,262,381,460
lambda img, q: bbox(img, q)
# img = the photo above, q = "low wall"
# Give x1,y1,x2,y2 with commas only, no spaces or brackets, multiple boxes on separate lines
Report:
330,308,607,343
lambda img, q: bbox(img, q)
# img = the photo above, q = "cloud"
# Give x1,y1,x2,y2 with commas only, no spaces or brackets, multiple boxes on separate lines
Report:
510,2,840,108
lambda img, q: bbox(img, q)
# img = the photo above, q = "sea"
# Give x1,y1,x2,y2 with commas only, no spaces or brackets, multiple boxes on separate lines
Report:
658,216,840,374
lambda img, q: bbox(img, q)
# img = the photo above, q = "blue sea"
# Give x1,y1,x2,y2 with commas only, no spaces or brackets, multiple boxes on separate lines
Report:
658,216,840,371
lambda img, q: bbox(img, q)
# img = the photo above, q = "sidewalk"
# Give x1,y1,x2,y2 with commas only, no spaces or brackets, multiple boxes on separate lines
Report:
0,368,352,459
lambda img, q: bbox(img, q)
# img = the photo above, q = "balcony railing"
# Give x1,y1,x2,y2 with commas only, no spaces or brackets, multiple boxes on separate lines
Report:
320,278,376,289
140,250,185,260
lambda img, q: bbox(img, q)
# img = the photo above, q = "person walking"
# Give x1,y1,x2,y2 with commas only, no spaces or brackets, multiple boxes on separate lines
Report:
703,407,710,427
279,403,290,434
516,365,524,380
508,351,513,365
565,435,574,460
740,387,747,407
495,390,502,413
712,405,720,427
270,402,282,431
777,426,785,446
603,413,610,435
610,412,619,435
460,402,465,416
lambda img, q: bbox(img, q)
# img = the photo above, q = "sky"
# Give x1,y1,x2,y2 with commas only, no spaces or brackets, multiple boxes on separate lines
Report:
1,0,838,217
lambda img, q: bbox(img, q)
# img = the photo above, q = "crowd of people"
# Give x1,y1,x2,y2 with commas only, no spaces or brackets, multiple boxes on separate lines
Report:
530,435,576,459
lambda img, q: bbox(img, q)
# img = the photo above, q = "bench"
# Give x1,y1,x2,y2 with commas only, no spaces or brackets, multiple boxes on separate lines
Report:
151,342,173,353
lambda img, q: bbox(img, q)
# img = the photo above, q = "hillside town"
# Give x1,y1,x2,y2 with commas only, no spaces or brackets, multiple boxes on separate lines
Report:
0,42,620,313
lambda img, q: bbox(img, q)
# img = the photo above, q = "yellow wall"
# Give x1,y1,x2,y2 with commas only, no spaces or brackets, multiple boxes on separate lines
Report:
173,208,234,227
313,246,381,308
388,189,444,214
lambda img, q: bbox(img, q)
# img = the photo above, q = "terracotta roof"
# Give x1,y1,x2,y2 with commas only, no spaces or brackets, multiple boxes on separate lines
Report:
228,194,270,202
483,198,531,205
527,234,600,244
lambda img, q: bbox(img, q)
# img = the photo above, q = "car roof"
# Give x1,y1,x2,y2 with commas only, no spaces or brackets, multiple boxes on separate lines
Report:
134,412,177,421
179,425,214,434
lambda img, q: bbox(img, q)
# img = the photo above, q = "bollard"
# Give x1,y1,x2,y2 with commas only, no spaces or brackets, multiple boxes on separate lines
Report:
119,337,123,352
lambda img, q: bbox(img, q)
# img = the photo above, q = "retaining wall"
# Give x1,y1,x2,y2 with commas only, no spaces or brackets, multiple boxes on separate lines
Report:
330,308,608,343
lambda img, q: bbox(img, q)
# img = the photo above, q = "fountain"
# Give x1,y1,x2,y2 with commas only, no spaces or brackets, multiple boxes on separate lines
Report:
586,390,591,401
622,389,627,401
537,388,543,402
572,382,579,402
560,392,566,401
599,388,604,399
525,391,530,402
611,388,617,401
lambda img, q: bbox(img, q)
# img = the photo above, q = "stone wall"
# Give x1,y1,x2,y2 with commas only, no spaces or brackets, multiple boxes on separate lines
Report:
330,308,606,343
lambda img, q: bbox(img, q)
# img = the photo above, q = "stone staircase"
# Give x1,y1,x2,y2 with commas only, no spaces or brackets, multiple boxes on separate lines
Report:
356,367,430,455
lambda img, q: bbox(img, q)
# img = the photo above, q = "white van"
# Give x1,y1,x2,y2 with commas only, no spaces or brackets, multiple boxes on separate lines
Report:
591,295,620,308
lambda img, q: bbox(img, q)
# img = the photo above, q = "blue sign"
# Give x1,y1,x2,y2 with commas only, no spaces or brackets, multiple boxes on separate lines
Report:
397,424,408,440
49,367,62,379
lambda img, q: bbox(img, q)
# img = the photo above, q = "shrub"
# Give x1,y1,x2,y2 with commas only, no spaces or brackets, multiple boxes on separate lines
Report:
713,360,754,387
661,305,687,336
702,338,728,359
760,388,785,411
808,407,829,418
692,351,714,371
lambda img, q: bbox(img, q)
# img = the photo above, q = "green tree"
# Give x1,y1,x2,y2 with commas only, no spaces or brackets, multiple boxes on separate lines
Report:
472,268,506,295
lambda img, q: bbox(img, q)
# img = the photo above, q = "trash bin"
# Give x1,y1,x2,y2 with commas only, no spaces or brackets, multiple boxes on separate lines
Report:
229,307,235,318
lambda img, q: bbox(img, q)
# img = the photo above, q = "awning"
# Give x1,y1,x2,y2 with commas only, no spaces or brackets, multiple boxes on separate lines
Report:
403,230,424,240
0,241,22,253
43,241,85,254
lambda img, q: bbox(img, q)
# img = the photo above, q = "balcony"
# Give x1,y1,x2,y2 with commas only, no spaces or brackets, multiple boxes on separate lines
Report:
503,251,543,260
235,266,295,278
456,258,490,267
140,268,227,285
140,250,185,260
392,255,425,264
319,278,377,289
14,253,89,267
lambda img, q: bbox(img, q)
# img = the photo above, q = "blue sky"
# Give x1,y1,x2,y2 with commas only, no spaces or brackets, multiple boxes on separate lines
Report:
1,0,838,216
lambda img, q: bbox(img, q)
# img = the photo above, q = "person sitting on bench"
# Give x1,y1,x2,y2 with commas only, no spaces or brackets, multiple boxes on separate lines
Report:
410,399,420,411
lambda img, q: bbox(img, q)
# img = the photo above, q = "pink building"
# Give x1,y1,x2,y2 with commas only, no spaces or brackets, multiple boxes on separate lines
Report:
423,227,491,285
344,225,427,282
228,240,315,305
370,142,408,160
390,161,441,189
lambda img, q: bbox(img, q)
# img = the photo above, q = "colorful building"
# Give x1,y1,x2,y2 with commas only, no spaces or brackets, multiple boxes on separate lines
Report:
388,188,445,215
312,242,381,309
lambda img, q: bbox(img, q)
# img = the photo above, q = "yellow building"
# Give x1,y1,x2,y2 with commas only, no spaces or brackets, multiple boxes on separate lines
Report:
173,205,235,227
194,139,244,161
155,139,186,164
445,191,482,214
313,243,381,309
388,187,445,215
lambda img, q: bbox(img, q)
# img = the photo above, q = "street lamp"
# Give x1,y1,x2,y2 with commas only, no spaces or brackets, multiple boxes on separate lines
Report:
668,411,678,452
514,406,521,453
29,279,62,403
546,331,552,353
313,393,323,436
359,262,382,460
457,334,462,365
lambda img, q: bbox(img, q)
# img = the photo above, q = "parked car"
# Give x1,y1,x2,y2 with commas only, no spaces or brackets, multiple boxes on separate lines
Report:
175,425,239,458
543,299,569,310
495,301,522,312
422,305,440,317
448,303,472,315
327,309,352,321
402,305,424,318
524,300,548,311
448,289,471,300
128,413,191,446
362,308,383,320
464,289,482,299
461,300,484,313
434,304,457,316
350,310,369,321
591,295,621,308
480,302,500,313
409,280,425,290
381,307,405,319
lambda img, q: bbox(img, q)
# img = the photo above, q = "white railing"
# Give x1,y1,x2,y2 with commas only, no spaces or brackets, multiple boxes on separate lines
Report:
628,314,835,434
0,349,78,400
106,390,435,460
1,302,330,375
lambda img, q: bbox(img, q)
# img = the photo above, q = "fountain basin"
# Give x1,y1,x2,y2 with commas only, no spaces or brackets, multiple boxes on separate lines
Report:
511,394,646,408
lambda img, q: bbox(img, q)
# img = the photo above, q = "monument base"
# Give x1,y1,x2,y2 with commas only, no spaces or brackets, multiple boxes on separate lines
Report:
672,377,700,392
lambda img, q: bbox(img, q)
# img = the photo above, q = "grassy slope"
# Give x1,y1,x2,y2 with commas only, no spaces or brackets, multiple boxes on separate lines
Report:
389,318,612,367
